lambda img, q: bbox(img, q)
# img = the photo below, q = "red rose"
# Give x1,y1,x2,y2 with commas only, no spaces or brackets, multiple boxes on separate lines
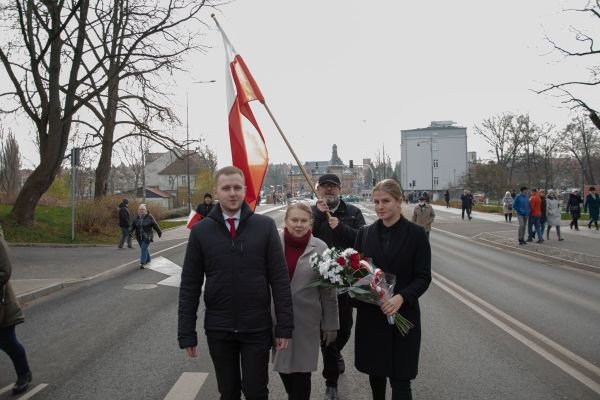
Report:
349,253,360,270
336,256,346,266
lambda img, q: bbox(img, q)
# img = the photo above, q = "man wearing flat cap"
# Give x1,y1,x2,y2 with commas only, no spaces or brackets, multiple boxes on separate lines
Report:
312,173,366,400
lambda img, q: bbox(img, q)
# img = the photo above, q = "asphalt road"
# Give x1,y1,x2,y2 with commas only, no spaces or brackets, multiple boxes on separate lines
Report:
1,204,599,399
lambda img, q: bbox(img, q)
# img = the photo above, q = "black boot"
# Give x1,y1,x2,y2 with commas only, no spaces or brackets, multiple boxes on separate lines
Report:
12,371,32,395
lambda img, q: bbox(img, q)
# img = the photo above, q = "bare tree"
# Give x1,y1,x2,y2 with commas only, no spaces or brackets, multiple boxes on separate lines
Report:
71,0,217,198
537,1,600,129
537,123,560,189
474,112,522,184
0,0,94,225
560,114,599,185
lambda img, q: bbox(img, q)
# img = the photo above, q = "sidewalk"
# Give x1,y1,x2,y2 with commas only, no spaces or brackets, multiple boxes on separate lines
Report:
9,203,289,304
9,203,599,305
428,204,600,272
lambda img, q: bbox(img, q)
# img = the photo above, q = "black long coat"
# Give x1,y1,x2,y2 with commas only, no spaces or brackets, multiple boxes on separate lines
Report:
354,217,432,380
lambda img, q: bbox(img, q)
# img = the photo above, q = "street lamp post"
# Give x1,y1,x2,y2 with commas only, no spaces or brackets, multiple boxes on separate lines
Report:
186,80,216,213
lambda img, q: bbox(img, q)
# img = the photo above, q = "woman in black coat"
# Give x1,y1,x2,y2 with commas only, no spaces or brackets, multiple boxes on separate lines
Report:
354,179,432,400
566,190,583,230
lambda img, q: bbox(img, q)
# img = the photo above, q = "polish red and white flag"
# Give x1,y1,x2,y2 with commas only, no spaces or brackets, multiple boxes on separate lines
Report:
220,30,268,210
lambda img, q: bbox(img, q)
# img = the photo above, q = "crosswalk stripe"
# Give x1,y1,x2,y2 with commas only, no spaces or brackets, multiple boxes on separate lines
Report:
0,384,11,395
13,384,48,399
163,372,208,400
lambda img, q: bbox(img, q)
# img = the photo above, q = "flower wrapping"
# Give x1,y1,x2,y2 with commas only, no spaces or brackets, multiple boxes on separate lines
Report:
308,247,414,335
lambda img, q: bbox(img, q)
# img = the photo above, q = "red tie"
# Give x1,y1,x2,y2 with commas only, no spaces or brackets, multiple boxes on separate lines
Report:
227,218,236,240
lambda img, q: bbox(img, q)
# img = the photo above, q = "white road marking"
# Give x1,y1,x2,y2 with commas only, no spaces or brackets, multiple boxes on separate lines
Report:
0,384,11,395
15,384,49,399
433,271,600,395
163,372,208,400
146,256,182,287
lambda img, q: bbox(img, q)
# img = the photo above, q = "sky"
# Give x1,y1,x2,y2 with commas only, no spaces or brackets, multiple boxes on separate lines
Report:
8,0,597,169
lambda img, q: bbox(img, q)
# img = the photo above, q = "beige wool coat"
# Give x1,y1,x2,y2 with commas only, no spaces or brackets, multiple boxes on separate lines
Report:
411,204,435,232
272,233,339,373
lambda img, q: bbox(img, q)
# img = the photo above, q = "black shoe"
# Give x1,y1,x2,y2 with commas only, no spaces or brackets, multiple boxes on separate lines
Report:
337,355,345,374
537,239,544,243
140,263,145,269
325,386,339,400
558,238,564,241
12,371,32,395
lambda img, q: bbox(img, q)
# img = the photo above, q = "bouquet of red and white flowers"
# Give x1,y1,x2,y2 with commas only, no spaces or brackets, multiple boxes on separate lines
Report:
308,247,414,335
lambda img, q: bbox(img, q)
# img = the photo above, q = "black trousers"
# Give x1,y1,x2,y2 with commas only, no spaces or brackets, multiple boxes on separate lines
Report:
369,375,412,400
206,330,271,400
321,293,353,387
279,372,311,400
462,206,471,219
0,325,30,379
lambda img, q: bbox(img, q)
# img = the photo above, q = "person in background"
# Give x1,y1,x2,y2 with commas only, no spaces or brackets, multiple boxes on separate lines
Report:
0,234,33,395
513,187,530,245
545,190,564,241
312,173,366,400
460,190,473,220
527,188,543,243
274,202,339,400
502,191,513,223
584,186,599,230
511,190,516,199
178,166,293,400
117,198,133,249
411,195,435,238
566,189,583,231
196,193,214,218
444,190,450,208
130,204,162,269
538,189,547,237
354,179,431,400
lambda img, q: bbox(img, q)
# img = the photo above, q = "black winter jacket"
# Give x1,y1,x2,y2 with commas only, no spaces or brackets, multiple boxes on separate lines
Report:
311,199,366,249
178,202,293,349
129,213,162,242
118,203,131,228
195,202,214,218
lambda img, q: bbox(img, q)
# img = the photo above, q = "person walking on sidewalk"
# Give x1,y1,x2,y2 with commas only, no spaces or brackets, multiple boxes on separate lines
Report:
538,189,548,238
0,235,33,396
178,166,293,400
274,203,339,400
444,190,450,208
411,196,435,238
584,186,600,230
502,191,513,222
527,189,544,243
513,187,530,245
354,179,432,400
566,189,583,230
117,198,133,249
460,190,473,220
130,204,162,269
545,190,564,241
312,173,366,400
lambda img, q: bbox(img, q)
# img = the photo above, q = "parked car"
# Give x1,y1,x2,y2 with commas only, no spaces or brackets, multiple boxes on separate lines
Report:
472,193,486,203
343,195,360,203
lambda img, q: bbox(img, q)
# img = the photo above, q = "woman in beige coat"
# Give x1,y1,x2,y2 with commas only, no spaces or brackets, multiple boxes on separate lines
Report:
0,234,32,395
274,202,339,400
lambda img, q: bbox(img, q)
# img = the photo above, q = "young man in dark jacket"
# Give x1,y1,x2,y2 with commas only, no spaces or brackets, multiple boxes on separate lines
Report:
117,199,132,249
312,173,366,400
178,166,293,400
195,192,214,218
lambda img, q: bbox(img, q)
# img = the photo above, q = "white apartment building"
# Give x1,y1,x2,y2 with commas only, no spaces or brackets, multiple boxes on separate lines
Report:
401,121,468,194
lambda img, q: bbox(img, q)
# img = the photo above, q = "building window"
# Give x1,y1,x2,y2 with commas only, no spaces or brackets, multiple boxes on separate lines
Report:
432,141,439,151
433,159,439,168
433,177,439,186
181,175,187,185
